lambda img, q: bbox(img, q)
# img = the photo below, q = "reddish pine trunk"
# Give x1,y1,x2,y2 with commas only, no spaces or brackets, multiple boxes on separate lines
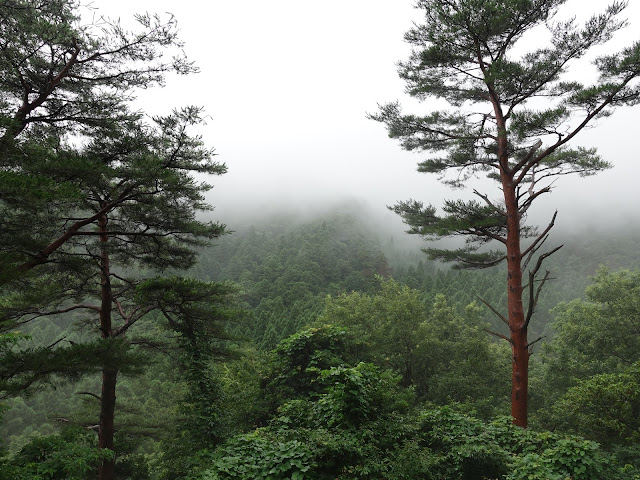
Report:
493,97,529,427
503,172,529,428
98,213,118,480
510,327,529,427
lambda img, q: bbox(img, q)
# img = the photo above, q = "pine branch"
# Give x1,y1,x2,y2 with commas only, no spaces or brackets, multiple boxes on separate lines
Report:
473,189,506,216
76,391,101,401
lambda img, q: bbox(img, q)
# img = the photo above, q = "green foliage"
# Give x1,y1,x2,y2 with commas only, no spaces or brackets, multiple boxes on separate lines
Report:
415,407,623,480
536,268,640,428
193,434,314,480
193,214,392,348
314,363,411,429
317,278,425,385
0,428,113,480
191,340,625,480
260,325,360,417
197,361,413,480
554,361,640,444
415,295,511,416
318,279,510,417
507,435,609,480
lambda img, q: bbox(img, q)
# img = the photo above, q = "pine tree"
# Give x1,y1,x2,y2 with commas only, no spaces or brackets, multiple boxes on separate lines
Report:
371,0,640,427
1,107,228,479
0,2,232,478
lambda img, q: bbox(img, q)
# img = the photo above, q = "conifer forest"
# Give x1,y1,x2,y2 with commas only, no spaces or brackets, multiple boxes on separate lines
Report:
1,0,640,479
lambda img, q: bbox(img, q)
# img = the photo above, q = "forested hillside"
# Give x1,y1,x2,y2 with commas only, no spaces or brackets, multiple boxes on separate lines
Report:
192,213,391,349
3,204,640,478
191,209,640,346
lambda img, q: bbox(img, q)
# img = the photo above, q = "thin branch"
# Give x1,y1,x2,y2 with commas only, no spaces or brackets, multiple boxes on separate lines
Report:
484,327,512,343
477,295,508,326
46,337,67,349
20,304,101,322
470,226,508,244
473,189,506,216
521,211,558,260
527,336,545,350
70,230,194,238
456,254,507,269
524,244,563,328
129,339,174,358
76,391,101,401
112,306,153,337
110,272,134,284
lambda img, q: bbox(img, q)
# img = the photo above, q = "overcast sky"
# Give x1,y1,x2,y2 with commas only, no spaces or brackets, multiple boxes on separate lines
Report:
91,0,640,232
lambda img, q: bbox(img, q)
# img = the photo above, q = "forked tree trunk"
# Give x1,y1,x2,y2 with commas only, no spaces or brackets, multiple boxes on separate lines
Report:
98,213,118,480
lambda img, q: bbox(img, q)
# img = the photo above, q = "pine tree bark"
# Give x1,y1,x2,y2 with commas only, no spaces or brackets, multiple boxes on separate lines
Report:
494,98,529,427
504,180,528,427
97,213,118,480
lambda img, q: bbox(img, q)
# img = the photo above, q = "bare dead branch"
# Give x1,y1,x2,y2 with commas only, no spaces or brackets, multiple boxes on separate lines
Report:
527,336,545,350
524,244,563,328
477,295,508,326
521,210,558,262
512,139,543,176
484,327,512,343
520,186,552,214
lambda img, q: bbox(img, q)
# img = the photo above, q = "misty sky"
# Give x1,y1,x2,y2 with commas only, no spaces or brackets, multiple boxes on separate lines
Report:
91,0,639,232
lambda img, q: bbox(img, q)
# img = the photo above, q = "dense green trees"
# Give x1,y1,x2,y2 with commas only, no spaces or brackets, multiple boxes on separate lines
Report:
187,322,632,480
4,203,640,477
195,215,392,348
533,268,640,446
316,278,510,416
2,0,640,477
371,0,640,427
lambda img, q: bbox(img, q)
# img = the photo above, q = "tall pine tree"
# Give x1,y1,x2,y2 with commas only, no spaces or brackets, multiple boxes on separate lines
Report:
0,2,232,478
371,0,640,427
